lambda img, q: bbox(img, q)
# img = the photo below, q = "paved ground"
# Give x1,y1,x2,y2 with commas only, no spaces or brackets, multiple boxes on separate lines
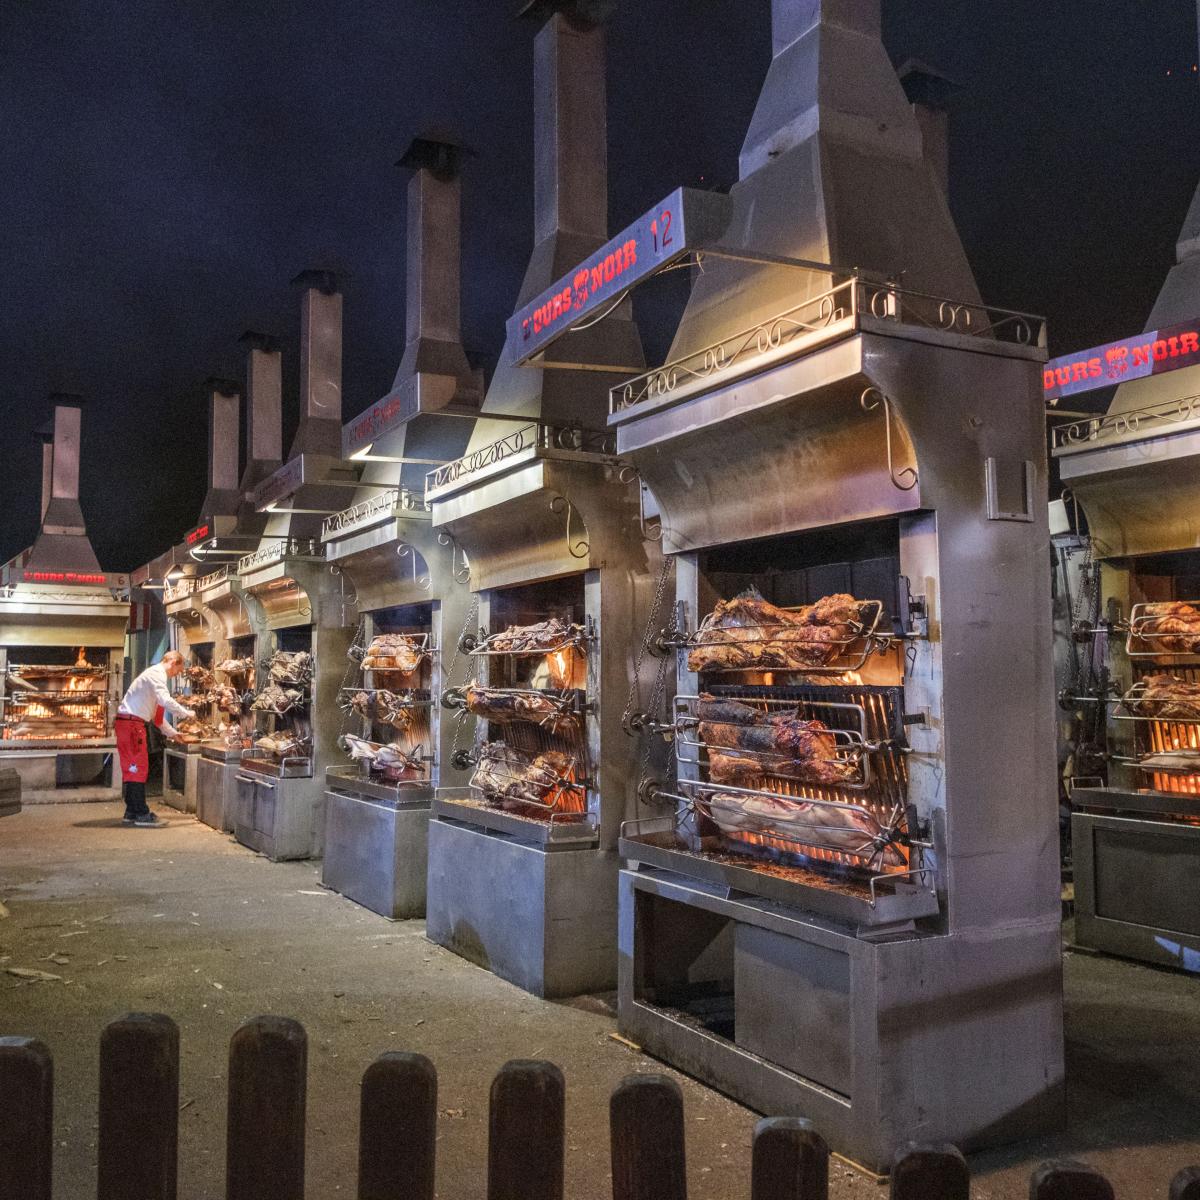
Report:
1,803,1198,1199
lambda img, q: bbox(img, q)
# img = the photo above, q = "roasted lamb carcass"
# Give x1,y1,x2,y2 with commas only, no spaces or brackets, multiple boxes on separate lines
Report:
463,681,581,735
705,791,904,866
361,634,425,674
215,656,254,676
1136,603,1200,654
268,651,313,686
1129,674,1200,721
482,618,584,655
694,694,855,787
347,689,417,731
250,684,303,714
470,742,584,813
687,590,862,674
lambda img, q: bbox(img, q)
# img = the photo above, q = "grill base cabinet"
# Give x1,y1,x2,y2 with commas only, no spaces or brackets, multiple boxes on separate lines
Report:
235,771,325,861
618,868,1063,1172
196,752,240,833
426,813,619,999
323,778,430,921
162,746,199,814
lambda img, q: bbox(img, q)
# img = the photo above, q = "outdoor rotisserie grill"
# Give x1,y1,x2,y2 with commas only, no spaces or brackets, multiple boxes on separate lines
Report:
497,0,1066,1170
422,6,665,999
320,134,482,919
0,398,128,801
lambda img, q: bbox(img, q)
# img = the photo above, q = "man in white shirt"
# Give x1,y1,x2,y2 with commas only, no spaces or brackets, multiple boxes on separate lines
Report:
115,650,192,826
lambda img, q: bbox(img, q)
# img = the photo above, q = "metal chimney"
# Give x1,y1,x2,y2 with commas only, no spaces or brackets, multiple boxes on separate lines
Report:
469,2,642,433
25,394,103,574
289,269,343,458
238,330,283,490
202,377,241,516
35,422,53,522
668,0,979,362
898,59,961,197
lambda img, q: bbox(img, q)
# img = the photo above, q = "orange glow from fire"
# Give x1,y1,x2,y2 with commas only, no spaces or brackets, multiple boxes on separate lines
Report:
1151,718,1200,796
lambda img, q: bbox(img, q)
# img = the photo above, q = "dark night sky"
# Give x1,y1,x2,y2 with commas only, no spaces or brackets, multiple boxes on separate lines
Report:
2,2,1197,571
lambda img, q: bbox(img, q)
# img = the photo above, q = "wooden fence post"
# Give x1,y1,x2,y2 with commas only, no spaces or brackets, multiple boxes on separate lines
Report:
891,1144,969,1200
610,1074,687,1200
358,1052,437,1200
0,1036,53,1200
226,1016,307,1200
488,1060,565,1200
1171,1166,1200,1200
97,1013,179,1200
752,1117,828,1200
1029,1161,1115,1200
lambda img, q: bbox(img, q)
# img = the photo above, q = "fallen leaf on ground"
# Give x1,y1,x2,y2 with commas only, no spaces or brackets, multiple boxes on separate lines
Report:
6,967,63,981
439,1109,465,1119
0,901,9,919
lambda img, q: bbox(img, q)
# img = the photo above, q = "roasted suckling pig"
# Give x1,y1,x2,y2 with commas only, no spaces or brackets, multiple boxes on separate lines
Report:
254,732,310,758
687,591,862,673
4,671,38,692
361,634,425,674
470,741,584,813
341,734,424,781
215,656,254,676
268,651,313,686
1136,602,1200,654
251,684,303,714
481,618,584,655
694,694,855,787
705,791,904,866
463,681,580,735
1129,674,1200,721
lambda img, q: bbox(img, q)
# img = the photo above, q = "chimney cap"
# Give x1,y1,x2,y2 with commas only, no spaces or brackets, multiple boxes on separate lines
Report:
396,134,473,181
897,58,963,110
48,391,84,408
290,268,341,295
516,0,615,29
203,376,240,397
238,329,282,353
34,421,54,443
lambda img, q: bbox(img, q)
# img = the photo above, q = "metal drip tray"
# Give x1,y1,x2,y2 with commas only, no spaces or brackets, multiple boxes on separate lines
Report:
239,755,312,779
434,787,599,848
200,745,244,764
169,742,206,756
1072,785,1200,819
620,822,937,928
326,766,432,808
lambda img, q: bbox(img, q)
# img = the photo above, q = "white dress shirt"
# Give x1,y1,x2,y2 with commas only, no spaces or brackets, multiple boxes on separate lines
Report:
118,662,193,737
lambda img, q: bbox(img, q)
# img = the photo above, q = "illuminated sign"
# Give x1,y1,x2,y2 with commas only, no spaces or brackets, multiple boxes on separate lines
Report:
506,187,731,367
1044,318,1200,402
252,457,305,510
23,570,108,585
185,521,212,546
345,393,406,457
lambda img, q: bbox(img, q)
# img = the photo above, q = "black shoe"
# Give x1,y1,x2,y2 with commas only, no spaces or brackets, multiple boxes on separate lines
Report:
122,812,136,824
131,812,164,827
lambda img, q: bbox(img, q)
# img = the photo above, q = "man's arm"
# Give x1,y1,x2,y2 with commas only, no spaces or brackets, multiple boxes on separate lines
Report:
151,674,193,722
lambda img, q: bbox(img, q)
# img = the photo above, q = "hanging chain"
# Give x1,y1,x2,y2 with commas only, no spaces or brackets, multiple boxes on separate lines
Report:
622,557,676,798
447,594,480,763
338,615,369,742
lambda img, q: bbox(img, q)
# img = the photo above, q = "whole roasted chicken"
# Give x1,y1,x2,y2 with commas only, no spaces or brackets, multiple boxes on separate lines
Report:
254,731,310,758
1136,602,1200,655
173,715,212,744
687,591,862,673
361,634,425,674
215,656,254,676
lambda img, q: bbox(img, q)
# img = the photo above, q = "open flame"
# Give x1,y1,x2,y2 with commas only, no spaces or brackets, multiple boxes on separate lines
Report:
1150,718,1200,796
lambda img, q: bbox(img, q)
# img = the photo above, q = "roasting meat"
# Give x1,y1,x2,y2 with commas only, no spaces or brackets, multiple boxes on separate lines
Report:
251,684,303,714
463,681,581,735
361,634,425,674
705,791,904,866
207,685,242,713
5,671,39,692
268,651,313,686
1136,602,1200,654
254,732,310,758
174,716,212,744
694,694,855,787
185,665,216,690
470,741,584,814
348,689,417,731
1129,674,1200,721
215,656,254,676
340,734,424,781
481,618,584,656
687,590,862,673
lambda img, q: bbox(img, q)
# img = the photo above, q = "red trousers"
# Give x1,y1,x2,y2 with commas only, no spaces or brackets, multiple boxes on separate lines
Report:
115,708,163,783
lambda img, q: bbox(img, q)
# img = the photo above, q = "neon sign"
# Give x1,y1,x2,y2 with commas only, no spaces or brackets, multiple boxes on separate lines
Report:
506,187,731,367
1044,318,1200,402
23,570,108,585
185,521,211,546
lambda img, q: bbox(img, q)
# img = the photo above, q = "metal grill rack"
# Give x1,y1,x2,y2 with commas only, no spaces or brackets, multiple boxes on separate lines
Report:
1126,602,1200,659
466,619,593,658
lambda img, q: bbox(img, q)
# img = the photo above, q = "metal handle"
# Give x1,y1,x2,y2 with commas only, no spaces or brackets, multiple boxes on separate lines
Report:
867,866,933,908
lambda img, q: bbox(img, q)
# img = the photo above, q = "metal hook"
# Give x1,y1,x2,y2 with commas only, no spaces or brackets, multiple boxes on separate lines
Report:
860,387,918,492
549,494,590,559
617,462,664,542
436,531,471,584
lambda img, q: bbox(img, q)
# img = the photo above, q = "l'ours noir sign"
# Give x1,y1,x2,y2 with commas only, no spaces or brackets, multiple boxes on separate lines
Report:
506,187,731,367
1044,318,1200,401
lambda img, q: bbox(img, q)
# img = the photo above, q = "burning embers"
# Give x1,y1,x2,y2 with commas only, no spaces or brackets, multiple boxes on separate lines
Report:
1123,670,1200,798
2,650,110,743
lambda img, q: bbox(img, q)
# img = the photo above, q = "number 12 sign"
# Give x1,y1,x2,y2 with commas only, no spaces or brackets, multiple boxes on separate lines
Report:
506,186,732,367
